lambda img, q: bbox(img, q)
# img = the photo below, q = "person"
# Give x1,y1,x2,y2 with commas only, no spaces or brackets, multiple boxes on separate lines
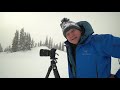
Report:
60,18,120,78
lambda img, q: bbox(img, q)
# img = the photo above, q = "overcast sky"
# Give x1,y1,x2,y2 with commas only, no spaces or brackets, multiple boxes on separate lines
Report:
0,12,120,49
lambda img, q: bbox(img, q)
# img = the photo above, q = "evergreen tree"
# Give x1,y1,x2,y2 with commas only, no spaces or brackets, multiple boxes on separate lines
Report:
38,42,40,47
34,43,37,47
62,42,65,51
40,40,42,46
45,36,48,47
48,37,52,49
0,43,3,52
50,38,53,49
58,42,62,50
19,28,25,50
31,39,34,48
12,30,19,52
8,45,12,52
28,34,31,50
23,32,31,50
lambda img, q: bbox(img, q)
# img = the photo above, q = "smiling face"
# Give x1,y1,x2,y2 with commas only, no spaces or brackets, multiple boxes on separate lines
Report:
66,29,82,45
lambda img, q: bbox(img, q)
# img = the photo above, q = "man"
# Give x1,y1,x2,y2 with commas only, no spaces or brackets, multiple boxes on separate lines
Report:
60,18,120,78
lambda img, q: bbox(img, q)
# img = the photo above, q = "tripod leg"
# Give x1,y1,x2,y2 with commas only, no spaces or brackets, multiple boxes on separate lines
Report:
53,66,60,78
45,65,52,78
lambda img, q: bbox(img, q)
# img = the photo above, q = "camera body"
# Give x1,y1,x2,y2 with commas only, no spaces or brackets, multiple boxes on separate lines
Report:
40,48,57,59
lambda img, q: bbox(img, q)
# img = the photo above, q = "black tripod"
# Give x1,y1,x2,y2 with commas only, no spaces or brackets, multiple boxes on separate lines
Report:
45,48,60,78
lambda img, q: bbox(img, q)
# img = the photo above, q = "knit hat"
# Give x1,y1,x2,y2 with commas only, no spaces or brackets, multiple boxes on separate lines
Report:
60,18,81,37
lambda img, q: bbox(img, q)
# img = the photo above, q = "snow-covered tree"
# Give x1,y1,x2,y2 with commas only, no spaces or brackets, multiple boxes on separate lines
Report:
0,43,3,52
19,28,25,50
12,30,19,52
31,39,35,48
61,42,65,51
45,36,49,47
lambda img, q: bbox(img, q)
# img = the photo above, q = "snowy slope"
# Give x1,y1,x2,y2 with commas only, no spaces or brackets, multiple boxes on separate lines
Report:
0,46,69,78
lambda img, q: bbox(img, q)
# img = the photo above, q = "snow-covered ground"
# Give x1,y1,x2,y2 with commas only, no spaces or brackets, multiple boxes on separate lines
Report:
0,46,119,78
0,46,69,78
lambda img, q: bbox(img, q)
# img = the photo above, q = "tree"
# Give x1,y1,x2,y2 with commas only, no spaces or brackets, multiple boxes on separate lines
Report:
12,30,19,52
31,39,34,48
61,42,65,51
0,43,3,52
45,36,48,47
48,37,53,49
28,34,31,50
19,28,25,50
24,32,31,50
58,42,62,50
38,40,42,47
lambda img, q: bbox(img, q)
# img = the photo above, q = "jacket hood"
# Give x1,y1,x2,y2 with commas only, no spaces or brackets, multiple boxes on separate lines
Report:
76,21,94,44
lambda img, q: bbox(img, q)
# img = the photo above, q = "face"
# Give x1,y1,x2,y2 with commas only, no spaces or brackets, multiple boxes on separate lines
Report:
66,29,82,45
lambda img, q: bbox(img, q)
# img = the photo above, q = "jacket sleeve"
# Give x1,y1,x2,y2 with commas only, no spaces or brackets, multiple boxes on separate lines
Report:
101,34,120,58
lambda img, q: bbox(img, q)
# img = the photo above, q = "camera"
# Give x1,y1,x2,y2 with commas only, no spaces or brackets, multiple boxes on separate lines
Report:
39,48,57,59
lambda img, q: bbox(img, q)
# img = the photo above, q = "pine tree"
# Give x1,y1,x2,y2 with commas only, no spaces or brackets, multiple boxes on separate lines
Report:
19,28,25,50
28,33,31,50
0,43,3,52
40,40,42,46
45,36,48,47
12,30,19,52
62,42,65,51
50,38,53,49
58,42,62,50
48,37,52,49
31,39,34,48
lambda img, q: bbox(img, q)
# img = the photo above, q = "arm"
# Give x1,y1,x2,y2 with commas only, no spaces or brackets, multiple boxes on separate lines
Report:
101,34,120,58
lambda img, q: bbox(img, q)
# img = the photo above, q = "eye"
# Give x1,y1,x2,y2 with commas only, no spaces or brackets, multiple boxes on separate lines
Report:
66,33,70,37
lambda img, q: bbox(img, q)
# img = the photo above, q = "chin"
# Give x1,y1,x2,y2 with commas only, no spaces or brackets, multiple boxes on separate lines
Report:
70,40,78,45
72,42,78,45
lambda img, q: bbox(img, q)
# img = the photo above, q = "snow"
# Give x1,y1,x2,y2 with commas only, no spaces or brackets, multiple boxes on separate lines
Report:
0,46,119,78
0,46,69,78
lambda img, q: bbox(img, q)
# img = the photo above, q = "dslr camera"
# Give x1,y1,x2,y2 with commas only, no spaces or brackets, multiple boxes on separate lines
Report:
39,48,57,59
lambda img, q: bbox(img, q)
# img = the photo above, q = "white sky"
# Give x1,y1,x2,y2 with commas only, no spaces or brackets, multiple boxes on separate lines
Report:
0,46,119,78
0,12,120,49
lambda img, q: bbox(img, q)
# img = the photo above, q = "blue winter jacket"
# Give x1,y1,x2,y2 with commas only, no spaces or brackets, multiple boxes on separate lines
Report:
65,21,120,78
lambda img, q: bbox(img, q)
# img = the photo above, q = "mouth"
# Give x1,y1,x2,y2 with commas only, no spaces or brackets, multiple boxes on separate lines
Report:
71,37,77,41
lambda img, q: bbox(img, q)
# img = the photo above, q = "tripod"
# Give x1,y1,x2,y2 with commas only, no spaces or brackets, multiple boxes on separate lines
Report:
45,48,60,78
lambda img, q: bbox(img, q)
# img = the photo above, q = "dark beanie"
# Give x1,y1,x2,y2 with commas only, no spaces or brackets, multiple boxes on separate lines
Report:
60,18,81,37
